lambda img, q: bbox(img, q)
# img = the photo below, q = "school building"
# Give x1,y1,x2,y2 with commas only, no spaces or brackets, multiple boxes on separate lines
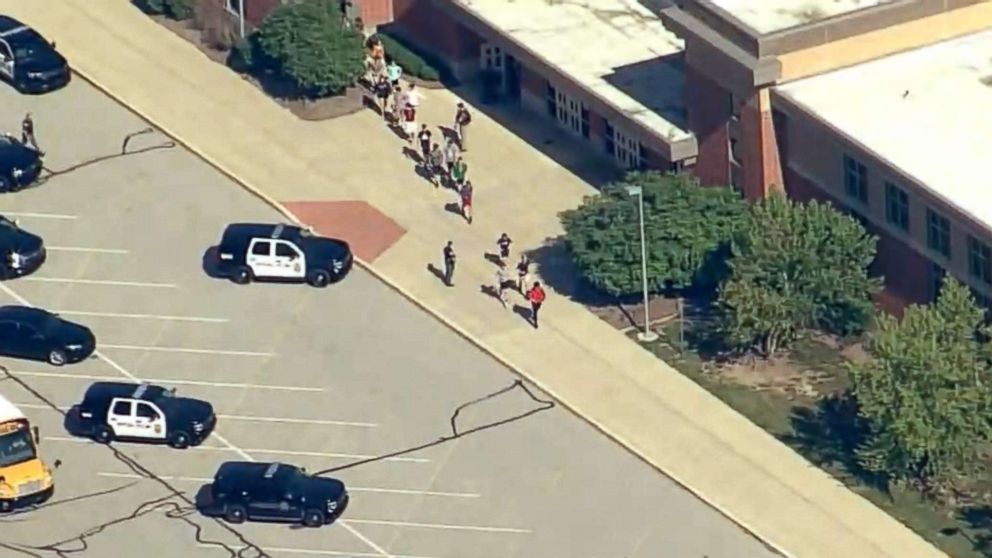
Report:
383,0,992,313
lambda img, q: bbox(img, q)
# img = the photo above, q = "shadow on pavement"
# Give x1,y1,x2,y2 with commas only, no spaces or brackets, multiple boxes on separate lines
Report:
426,263,446,284
524,236,618,308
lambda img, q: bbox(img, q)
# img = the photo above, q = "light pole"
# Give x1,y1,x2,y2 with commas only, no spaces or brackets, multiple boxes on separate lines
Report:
625,185,658,342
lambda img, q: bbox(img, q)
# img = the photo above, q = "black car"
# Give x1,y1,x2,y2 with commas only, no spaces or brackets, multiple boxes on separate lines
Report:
215,223,353,287
0,306,95,366
199,461,349,527
71,382,216,449
0,16,70,94
0,134,43,192
0,215,45,278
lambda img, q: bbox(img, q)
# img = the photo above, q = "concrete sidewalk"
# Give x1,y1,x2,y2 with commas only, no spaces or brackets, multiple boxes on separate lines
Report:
3,2,947,557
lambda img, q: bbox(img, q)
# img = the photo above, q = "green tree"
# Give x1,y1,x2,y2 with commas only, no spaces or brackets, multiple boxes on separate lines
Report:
256,0,365,97
850,278,992,493
560,172,747,297
718,195,880,356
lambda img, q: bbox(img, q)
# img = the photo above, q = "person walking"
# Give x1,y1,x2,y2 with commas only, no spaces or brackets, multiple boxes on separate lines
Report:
373,76,392,120
443,136,460,184
417,124,432,161
515,254,530,293
494,266,510,309
402,104,417,144
453,102,472,151
385,59,402,87
406,83,423,109
426,143,445,188
21,113,40,153
497,233,512,264
459,180,474,224
449,156,467,189
526,281,546,329
392,83,407,121
442,241,456,287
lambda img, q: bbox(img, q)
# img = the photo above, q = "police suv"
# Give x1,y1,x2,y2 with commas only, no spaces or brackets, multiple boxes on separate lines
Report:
199,461,349,527
215,223,353,287
71,382,216,449
0,134,42,192
0,215,45,278
0,16,70,94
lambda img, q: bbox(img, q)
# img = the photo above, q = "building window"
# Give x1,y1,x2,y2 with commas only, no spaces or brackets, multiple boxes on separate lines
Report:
929,262,946,302
843,154,868,204
604,120,615,156
604,121,641,170
580,105,590,139
545,83,557,118
926,208,951,259
969,236,992,285
226,0,242,15
884,182,909,232
554,90,587,138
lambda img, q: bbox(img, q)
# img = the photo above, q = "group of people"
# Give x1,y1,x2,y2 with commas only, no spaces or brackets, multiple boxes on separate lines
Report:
442,234,546,329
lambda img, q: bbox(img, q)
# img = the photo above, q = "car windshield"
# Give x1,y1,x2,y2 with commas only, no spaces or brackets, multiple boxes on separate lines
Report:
0,217,15,230
9,32,50,60
0,426,36,468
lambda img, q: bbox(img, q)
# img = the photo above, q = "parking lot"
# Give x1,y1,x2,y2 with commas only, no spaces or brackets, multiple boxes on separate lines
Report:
0,78,779,558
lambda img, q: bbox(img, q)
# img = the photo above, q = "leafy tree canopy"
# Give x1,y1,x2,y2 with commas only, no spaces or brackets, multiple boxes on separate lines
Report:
718,194,881,356
560,172,747,297
256,0,365,97
850,278,992,493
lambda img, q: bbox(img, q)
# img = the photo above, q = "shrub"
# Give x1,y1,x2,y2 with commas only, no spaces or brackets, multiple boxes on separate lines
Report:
255,0,366,97
137,0,167,14
378,33,441,82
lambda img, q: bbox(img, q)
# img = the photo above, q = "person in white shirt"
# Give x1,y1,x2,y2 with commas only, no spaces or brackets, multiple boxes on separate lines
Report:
406,83,423,108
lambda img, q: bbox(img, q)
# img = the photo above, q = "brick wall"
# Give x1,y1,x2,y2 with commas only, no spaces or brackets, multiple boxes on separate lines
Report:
244,0,281,27
359,0,393,26
738,89,784,200
684,64,729,188
392,0,480,77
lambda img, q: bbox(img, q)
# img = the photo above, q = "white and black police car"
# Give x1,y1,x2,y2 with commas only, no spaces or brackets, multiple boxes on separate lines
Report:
0,16,70,94
70,382,216,449
198,461,349,527
214,223,353,287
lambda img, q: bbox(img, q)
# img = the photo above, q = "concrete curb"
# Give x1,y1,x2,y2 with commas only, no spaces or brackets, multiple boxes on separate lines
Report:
72,67,795,558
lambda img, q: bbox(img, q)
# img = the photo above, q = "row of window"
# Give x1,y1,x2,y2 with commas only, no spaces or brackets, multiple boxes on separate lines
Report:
843,154,992,287
546,83,647,170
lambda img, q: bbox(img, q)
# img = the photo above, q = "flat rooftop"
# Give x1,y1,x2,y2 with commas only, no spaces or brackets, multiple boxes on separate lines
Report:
710,0,895,34
776,29,992,229
460,0,691,143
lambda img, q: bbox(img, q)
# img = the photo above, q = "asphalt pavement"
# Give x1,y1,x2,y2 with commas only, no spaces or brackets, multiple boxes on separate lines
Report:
0,78,780,558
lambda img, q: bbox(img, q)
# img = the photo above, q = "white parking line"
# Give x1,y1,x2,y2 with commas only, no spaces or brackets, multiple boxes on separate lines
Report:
21,277,178,288
100,344,273,357
46,246,130,255
196,545,441,558
51,310,229,324
8,370,323,392
48,437,428,463
339,519,531,534
0,282,395,558
96,472,480,498
13,403,373,427
0,211,77,220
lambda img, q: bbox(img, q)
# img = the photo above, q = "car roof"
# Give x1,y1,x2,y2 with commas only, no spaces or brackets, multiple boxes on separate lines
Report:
215,461,296,486
222,223,302,242
0,16,26,36
0,305,52,323
83,382,162,403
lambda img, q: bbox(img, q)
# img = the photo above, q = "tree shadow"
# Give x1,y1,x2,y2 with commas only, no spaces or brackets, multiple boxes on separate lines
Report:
780,392,888,493
957,506,992,555
680,297,733,362
523,236,623,309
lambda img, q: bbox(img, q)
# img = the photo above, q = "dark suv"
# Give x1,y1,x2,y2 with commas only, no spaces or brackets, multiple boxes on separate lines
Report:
0,16,70,94
0,134,42,192
199,461,349,527
214,223,352,287
0,215,45,278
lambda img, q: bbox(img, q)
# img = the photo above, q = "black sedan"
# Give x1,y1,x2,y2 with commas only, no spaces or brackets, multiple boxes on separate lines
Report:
0,16,70,94
0,134,43,192
0,215,45,278
0,306,95,366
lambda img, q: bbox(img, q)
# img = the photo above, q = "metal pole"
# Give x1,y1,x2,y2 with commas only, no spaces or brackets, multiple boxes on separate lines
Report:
637,190,658,342
238,0,246,40
678,297,684,353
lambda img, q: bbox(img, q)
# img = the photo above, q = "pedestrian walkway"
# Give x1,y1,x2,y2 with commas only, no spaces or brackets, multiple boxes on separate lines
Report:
2,2,947,557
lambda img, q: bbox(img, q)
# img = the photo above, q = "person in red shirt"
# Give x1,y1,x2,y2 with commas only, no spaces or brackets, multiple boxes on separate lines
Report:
526,281,546,329
459,180,473,224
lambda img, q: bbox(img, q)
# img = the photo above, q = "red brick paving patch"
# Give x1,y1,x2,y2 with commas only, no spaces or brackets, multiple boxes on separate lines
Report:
282,201,406,263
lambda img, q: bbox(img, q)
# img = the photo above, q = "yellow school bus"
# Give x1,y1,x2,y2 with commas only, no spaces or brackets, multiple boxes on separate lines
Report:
0,393,54,512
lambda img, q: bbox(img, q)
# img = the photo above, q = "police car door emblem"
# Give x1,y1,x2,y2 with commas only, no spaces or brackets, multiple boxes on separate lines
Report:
294,262,301,272
154,424,161,434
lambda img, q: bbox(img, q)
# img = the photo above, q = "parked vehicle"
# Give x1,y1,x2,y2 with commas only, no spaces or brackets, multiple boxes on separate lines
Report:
0,134,42,192
0,215,45,278
0,306,95,365
0,392,58,512
199,461,349,527
0,16,70,94
214,223,353,287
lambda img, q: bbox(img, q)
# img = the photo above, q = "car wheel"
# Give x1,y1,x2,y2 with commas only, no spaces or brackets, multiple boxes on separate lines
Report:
168,431,190,449
225,505,247,524
303,509,325,527
306,269,330,288
94,425,114,444
48,349,66,366
231,266,252,285
0,175,9,193
0,500,12,514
